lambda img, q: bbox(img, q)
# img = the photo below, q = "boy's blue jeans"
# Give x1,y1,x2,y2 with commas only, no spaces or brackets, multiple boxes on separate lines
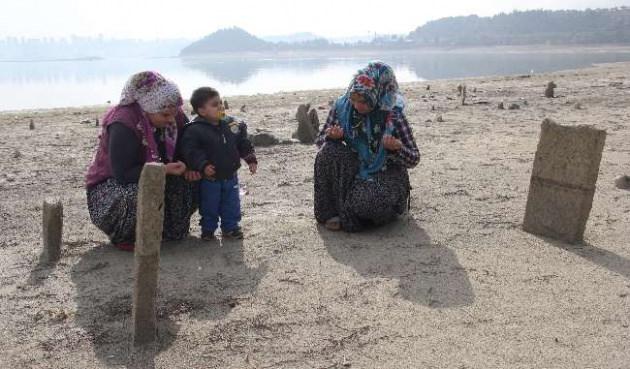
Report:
199,176,241,233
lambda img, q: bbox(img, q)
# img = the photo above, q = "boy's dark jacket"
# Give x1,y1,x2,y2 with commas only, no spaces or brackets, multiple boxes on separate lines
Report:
179,115,257,180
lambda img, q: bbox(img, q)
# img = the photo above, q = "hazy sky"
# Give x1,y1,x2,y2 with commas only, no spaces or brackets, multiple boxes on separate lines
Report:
2,0,629,40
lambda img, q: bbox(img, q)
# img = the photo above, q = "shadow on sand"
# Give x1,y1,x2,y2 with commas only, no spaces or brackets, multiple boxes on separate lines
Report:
69,238,266,368
537,235,630,280
319,217,475,308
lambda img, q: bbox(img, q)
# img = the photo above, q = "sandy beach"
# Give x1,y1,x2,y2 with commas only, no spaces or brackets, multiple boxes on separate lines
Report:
1,61,629,368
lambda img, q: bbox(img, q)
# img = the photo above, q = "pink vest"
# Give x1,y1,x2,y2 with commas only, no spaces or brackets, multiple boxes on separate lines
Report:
84,103,186,188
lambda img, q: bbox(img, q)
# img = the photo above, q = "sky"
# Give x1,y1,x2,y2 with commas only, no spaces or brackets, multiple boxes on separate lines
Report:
1,0,629,40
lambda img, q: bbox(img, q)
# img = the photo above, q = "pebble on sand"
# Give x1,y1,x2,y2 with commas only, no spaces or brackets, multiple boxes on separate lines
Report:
614,175,630,190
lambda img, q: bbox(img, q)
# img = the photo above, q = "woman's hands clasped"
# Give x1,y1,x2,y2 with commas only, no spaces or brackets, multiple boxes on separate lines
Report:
325,125,344,140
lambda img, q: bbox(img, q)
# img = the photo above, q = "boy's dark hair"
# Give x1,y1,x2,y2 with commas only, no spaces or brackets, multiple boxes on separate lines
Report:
190,87,220,114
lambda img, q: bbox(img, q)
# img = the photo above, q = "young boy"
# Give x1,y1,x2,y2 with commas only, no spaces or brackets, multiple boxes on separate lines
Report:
180,87,257,240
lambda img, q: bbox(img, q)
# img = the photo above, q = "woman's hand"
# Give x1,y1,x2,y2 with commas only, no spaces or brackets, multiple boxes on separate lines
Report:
165,161,187,176
383,135,402,151
326,125,344,140
184,170,202,182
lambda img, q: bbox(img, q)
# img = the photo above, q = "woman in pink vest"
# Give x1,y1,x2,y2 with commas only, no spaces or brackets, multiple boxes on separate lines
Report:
85,71,201,251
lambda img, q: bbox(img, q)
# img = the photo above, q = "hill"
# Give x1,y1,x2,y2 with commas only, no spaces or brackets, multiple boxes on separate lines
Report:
407,8,630,46
180,27,269,55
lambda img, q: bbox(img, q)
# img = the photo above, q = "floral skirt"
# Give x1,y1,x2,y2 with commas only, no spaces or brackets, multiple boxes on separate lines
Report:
86,176,198,244
314,141,410,232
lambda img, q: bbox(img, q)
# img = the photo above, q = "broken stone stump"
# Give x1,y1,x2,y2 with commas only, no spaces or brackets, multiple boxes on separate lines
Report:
42,199,63,262
295,103,319,144
545,81,557,98
308,108,320,130
132,163,165,346
523,118,606,243
29,119,35,130
296,103,310,124
250,132,280,147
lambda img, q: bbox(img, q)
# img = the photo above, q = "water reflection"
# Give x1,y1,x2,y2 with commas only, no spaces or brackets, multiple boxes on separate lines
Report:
1,49,630,110
401,50,630,79
180,57,337,84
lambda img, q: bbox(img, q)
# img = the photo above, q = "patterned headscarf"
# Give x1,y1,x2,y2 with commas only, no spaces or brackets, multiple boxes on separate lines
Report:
119,71,183,113
108,72,183,163
86,71,188,187
345,61,403,111
335,61,405,180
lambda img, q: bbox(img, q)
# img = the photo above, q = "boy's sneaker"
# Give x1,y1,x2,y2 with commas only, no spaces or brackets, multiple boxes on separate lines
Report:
222,227,244,240
201,231,216,241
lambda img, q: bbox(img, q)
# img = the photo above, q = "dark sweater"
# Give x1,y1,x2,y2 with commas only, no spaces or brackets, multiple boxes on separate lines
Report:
179,115,256,180
107,123,168,184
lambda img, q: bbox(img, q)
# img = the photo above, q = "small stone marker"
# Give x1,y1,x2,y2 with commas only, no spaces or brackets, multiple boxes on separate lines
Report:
308,108,319,129
545,81,557,98
294,103,319,144
29,119,35,130
523,118,606,243
223,99,229,110
132,163,165,346
296,103,310,124
42,199,63,262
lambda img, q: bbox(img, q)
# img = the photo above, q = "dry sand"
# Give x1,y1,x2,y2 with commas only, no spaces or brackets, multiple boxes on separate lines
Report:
0,62,629,368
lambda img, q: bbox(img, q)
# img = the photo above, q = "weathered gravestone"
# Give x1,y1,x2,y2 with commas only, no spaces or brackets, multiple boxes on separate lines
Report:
523,118,606,243
294,103,319,144
42,198,63,262
132,163,165,346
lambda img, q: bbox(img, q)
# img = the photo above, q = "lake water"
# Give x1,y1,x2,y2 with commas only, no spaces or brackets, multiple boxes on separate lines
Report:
2,49,630,111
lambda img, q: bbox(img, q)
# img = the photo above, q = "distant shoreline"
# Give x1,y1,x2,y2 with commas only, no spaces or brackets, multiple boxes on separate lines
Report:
3,44,630,63
177,44,630,60
0,56,104,63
